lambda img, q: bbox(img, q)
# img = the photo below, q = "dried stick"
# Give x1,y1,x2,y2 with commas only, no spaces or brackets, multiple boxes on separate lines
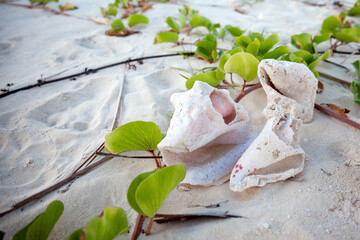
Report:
96,152,162,159
72,143,104,174
0,52,194,99
314,103,360,130
0,156,113,218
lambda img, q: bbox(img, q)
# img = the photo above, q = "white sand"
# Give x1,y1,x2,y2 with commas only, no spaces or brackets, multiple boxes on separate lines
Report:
0,0,359,239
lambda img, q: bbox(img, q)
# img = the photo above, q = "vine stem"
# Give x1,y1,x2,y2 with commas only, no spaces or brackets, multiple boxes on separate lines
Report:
131,215,145,240
145,217,155,235
0,52,194,99
314,104,360,130
0,155,113,218
234,83,261,103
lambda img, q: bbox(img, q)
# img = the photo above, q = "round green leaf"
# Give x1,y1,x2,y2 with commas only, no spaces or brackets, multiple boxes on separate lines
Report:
263,46,290,59
154,32,178,44
127,170,156,216
224,52,260,82
135,164,186,218
185,71,221,89
218,53,231,73
127,14,149,27
166,16,180,32
235,35,252,49
259,34,280,55
13,201,64,240
68,207,129,240
111,19,125,33
225,25,244,37
321,14,342,33
105,121,162,154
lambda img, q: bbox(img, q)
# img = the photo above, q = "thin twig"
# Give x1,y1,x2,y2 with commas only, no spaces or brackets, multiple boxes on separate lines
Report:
72,143,104,174
0,52,195,99
154,212,245,224
315,103,360,130
96,152,162,159
318,50,360,55
234,83,262,103
0,156,113,218
324,59,349,72
318,71,351,87
320,168,332,176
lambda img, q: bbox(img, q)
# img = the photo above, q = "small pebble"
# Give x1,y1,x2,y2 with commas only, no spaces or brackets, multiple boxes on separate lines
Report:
303,138,308,143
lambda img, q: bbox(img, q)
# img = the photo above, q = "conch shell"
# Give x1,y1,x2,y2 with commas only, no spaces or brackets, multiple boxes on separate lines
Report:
230,113,304,192
258,59,318,122
158,81,254,186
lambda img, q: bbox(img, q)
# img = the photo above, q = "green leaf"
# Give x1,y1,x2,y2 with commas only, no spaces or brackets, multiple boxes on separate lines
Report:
127,14,149,27
313,33,331,44
321,14,343,33
121,0,128,8
68,207,129,240
348,6,360,16
196,47,210,60
246,41,260,56
154,32,179,44
196,40,215,53
13,201,64,240
166,16,180,32
263,46,290,59
107,7,118,17
218,53,231,73
179,13,186,28
258,34,280,55
225,25,244,37
219,28,226,38
67,229,82,240
308,49,332,70
247,32,265,42
350,78,360,105
234,36,252,49
127,171,155,216
105,121,162,154
291,33,314,53
216,68,226,80
185,71,221,89
131,164,186,218
224,52,260,82
334,28,360,43
211,50,217,61
111,19,125,33
190,14,211,30
352,60,360,78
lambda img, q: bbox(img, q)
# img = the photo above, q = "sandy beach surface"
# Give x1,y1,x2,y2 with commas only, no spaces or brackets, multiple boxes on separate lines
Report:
0,0,359,239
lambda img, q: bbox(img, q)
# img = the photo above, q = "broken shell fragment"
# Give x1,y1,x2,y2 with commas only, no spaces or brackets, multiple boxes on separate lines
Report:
158,81,254,186
258,59,318,122
230,114,304,192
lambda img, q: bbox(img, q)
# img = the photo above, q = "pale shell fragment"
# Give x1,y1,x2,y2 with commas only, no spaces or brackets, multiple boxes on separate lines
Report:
158,81,254,186
229,114,305,192
258,59,318,122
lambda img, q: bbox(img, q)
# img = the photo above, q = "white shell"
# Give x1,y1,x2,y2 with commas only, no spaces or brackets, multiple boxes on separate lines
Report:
258,59,318,122
158,81,254,186
229,113,304,192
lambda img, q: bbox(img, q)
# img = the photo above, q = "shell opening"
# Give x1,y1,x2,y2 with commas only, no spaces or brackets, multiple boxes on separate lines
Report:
210,90,236,125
